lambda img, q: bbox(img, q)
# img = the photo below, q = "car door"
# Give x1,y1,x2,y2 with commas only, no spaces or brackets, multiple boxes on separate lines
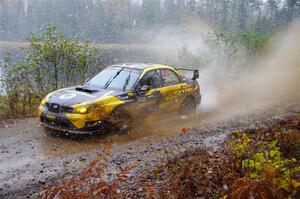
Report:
129,69,164,117
157,68,188,112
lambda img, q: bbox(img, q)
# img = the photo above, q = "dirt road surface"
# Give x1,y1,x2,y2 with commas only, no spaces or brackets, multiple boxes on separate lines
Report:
0,104,299,198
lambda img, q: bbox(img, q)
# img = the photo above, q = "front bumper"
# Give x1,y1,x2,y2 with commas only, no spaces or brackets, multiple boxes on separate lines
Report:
40,112,104,134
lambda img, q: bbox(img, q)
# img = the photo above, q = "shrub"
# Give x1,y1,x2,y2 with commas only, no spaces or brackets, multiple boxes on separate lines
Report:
208,29,270,60
0,25,102,118
228,131,300,199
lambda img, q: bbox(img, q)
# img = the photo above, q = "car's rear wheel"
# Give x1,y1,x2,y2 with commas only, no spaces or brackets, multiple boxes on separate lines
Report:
180,97,196,119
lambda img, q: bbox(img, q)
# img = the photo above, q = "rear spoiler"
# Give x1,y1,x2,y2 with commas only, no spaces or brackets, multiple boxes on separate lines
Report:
174,67,199,80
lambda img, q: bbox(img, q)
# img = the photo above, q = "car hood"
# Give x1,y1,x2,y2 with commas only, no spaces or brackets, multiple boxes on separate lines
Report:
46,86,123,107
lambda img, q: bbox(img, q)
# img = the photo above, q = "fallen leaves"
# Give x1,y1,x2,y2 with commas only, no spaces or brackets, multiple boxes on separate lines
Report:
38,116,300,199
180,127,189,134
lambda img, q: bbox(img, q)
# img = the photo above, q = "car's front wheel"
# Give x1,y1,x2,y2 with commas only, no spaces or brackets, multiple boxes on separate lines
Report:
107,108,133,132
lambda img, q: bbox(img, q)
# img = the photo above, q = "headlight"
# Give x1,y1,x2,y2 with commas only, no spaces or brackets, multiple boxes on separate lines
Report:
73,104,98,114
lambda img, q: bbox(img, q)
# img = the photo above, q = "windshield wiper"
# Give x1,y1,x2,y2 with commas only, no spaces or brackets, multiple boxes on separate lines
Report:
123,71,132,92
104,68,124,90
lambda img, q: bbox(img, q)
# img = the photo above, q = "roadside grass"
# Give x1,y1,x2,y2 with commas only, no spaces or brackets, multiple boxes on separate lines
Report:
39,116,300,199
0,94,41,120
144,116,300,199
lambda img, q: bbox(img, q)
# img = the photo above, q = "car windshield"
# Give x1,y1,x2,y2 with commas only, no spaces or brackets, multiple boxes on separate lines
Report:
84,66,141,91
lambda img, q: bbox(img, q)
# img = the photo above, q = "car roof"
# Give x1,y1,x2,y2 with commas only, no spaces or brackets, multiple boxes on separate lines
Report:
110,63,174,71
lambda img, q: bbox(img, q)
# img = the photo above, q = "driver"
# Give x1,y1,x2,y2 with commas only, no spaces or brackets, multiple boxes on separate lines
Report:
140,75,160,89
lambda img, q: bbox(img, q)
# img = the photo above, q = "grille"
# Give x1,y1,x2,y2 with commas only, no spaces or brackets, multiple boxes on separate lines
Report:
61,106,74,113
42,117,73,128
49,103,60,113
45,103,73,113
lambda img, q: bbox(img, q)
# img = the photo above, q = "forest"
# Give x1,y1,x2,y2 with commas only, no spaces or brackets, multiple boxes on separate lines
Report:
0,0,300,43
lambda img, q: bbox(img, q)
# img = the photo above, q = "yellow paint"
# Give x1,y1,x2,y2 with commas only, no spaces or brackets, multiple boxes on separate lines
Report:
37,105,43,117
142,64,182,76
78,107,88,114
142,64,200,112
41,99,46,106
66,95,125,129
146,82,190,111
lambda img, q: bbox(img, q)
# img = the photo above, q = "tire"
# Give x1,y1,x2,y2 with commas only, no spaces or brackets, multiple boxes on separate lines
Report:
108,108,133,132
180,97,196,118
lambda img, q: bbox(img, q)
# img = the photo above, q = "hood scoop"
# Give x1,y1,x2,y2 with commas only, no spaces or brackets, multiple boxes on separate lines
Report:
75,86,98,93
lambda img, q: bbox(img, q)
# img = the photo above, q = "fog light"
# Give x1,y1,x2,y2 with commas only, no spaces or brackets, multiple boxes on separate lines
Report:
86,121,102,127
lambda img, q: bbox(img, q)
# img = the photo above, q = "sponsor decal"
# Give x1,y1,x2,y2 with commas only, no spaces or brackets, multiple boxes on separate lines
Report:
165,85,187,101
60,93,76,100
138,96,147,102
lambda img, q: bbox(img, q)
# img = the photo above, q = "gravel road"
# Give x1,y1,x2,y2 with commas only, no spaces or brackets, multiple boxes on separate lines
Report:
0,103,299,198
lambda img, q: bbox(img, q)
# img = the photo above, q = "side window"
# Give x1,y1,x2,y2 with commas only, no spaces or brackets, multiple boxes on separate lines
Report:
161,69,181,86
139,70,162,89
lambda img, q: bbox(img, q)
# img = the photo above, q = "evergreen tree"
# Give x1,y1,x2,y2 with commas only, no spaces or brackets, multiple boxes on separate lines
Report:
138,0,162,29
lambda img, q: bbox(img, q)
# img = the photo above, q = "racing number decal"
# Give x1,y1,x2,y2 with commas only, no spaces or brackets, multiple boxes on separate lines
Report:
59,93,76,100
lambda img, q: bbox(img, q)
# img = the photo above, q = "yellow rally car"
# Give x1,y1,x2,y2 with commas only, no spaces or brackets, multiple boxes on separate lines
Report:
38,63,201,134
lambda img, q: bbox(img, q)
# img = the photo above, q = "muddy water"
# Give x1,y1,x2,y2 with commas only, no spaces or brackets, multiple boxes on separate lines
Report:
0,116,185,169
0,108,225,198
0,118,153,160
0,117,178,195
1,104,299,198
0,112,214,169
0,101,273,182
3,111,216,153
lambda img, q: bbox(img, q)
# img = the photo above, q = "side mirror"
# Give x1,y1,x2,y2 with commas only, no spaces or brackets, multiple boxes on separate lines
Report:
192,70,199,80
139,85,150,92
